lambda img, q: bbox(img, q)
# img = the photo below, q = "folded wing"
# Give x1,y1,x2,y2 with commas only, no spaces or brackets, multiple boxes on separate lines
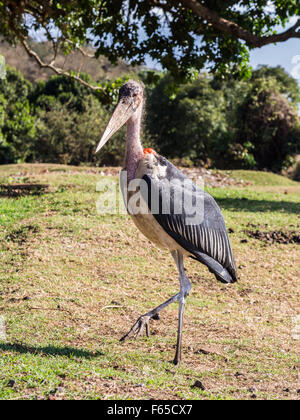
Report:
141,160,237,284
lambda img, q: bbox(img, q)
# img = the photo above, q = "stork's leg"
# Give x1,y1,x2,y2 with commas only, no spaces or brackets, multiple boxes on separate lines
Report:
120,250,185,342
173,251,191,365
120,292,180,342
120,250,191,365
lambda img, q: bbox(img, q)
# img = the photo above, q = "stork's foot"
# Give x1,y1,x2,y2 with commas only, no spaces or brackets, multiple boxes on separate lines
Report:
173,349,181,365
120,294,180,343
120,315,152,342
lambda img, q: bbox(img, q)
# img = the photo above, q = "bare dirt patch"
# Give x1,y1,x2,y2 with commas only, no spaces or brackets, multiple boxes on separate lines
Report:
5,225,40,244
18,164,242,188
0,184,49,197
244,229,300,245
181,168,250,187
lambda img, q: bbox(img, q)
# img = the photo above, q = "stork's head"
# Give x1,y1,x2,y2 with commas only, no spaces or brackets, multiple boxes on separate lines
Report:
95,80,144,153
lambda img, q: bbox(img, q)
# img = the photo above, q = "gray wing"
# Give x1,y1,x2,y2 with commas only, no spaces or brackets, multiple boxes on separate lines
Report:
141,160,237,284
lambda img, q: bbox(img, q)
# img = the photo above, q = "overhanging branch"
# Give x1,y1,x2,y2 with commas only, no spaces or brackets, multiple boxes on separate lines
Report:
17,35,109,98
179,0,300,47
3,1,108,97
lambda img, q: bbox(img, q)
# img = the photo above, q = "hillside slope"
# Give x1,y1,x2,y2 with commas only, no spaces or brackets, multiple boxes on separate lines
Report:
0,39,139,84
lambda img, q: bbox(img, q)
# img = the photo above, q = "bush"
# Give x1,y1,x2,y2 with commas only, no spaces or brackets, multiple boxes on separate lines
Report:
146,74,227,165
34,94,126,166
0,67,36,163
292,160,300,181
0,66,299,172
235,78,300,172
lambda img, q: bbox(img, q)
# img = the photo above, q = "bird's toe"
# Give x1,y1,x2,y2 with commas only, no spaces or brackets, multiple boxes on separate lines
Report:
120,315,151,342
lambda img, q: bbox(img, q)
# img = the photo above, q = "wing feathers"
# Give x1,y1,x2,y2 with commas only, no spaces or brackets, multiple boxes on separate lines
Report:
141,173,237,283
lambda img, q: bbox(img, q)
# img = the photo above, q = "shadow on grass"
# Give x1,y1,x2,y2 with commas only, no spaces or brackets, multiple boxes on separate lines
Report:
216,197,300,214
0,184,49,198
0,342,104,359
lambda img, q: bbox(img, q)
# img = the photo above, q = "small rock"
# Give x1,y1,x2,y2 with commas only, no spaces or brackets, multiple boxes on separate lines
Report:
191,380,206,391
6,380,15,388
49,388,57,395
110,300,121,305
195,348,210,355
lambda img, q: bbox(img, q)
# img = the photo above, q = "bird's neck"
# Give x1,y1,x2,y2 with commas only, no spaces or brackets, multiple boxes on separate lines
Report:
125,104,143,181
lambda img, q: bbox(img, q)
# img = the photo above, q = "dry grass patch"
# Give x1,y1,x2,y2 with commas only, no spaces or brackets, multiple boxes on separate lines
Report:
0,164,299,400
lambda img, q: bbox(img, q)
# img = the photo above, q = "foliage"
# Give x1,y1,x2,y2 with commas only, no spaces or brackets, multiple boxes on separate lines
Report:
30,74,93,113
0,67,36,163
235,78,300,172
292,160,300,181
252,65,300,106
29,67,130,107
210,67,300,170
146,71,300,171
0,1,299,88
146,74,227,165
34,93,126,166
0,63,299,172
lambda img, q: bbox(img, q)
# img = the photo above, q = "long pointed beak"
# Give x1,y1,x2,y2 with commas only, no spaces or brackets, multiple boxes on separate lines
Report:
95,100,135,154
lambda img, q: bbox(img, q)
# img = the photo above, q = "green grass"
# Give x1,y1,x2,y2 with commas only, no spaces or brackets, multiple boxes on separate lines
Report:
218,169,298,186
0,164,299,400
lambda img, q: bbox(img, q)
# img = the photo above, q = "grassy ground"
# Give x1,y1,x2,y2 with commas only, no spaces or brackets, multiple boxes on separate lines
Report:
0,164,299,400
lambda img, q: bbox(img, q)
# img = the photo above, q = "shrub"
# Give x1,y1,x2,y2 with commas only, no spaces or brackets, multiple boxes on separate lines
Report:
0,67,36,163
34,94,126,166
146,74,227,165
235,78,300,172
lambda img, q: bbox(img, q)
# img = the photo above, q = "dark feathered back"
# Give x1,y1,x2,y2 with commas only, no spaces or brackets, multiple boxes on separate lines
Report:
141,156,238,284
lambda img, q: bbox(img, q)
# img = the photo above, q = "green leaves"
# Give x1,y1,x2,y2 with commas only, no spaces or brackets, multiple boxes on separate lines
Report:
0,67,36,163
0,1,298,83
145,73,228,164
145,68,300,171
0,54,6,80
0,54,299,171
235,76,300,171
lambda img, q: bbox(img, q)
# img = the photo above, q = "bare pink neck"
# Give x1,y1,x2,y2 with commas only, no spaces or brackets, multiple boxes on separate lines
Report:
125,105,143,181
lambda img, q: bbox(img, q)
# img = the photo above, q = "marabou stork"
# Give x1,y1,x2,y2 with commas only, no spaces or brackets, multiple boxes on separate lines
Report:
96,81,237,365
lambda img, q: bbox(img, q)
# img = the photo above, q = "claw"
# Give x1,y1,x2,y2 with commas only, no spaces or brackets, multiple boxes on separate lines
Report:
120,315,151,342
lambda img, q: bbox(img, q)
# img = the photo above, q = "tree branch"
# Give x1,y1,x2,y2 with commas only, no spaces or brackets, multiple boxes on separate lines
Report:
16,35,109,98
64,39,96,59
78,46,96,59
179,0,300,47
4,1,110,97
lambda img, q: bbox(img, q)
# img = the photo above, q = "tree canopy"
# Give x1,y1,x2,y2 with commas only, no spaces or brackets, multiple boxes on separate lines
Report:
1,63,299,171
0,1,299,94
